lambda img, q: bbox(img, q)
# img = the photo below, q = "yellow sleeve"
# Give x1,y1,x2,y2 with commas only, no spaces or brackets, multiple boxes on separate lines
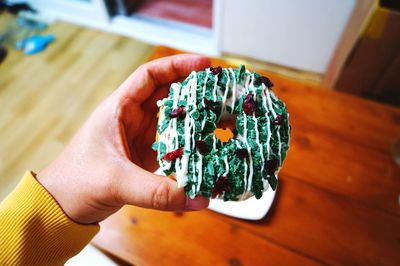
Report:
0,171,100,266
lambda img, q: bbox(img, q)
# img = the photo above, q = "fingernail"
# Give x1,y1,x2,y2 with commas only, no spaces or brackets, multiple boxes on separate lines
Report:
185,196,209,211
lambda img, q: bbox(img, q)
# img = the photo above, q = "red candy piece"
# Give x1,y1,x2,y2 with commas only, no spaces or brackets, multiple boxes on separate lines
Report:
212,176,231,198
195,140,209,155
242,93,257,115
210,66,222,75
162,147,184,161
169,106,185,118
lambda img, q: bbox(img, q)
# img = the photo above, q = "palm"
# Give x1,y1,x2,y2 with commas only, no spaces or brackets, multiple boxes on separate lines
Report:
115,55,210,174
123,86,169,172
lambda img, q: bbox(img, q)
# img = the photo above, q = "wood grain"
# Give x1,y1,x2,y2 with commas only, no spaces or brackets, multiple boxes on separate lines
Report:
0,15,153,200
93,46,400,265
94,207,320,266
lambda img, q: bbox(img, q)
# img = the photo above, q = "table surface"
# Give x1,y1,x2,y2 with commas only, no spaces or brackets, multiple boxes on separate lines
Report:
92,47,400,266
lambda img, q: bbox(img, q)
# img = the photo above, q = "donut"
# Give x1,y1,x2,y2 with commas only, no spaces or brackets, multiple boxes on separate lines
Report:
152,65,290,201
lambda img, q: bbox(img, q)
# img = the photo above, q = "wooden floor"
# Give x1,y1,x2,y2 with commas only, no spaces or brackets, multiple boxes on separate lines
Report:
0,15,153,200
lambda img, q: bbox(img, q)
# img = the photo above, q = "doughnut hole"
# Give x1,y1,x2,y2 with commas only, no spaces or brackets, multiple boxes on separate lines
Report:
215,114,236,143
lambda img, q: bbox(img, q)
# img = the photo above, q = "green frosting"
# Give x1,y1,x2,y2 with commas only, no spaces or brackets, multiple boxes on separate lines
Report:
153,65,290,201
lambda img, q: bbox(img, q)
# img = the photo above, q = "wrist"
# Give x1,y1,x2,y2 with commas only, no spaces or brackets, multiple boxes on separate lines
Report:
36,164,120,224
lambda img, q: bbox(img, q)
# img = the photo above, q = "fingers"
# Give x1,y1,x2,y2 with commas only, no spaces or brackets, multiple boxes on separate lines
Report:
116,162,209,212
117,54,210,102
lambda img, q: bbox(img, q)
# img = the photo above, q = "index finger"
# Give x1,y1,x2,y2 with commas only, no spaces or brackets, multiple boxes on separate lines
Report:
117,54,211,102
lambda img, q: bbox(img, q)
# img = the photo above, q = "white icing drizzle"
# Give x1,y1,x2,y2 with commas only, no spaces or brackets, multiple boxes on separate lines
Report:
217,156,231,199
220,68,230,116
156,107,164,156
261,85,272,181
190,73,199,187
242,73,254,193
265,87,282,165
175,72,198,187
229,68,236,113
235,140,248,200
223,156,230,176
202,69,209,99
196,153,203,193
212,72,218,101
201,69,210,131
191,184,196,198
212,73,219,166
250,73,266,180
171,83,181,149
191,152,196,198
157,83,182,172
253,112,265,176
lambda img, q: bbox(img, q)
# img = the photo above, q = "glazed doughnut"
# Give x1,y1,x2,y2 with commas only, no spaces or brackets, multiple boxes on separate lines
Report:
152,65,290,201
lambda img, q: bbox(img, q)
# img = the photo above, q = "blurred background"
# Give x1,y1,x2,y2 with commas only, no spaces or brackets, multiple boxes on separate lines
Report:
0,0,399,265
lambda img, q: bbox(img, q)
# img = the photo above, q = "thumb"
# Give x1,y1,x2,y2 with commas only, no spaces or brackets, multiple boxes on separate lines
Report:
116,163,209,211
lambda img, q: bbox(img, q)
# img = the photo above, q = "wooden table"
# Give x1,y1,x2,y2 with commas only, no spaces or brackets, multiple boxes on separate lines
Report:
92,47,400,265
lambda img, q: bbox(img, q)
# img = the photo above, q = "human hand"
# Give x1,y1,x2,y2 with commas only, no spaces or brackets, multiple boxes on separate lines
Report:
37,55,211,224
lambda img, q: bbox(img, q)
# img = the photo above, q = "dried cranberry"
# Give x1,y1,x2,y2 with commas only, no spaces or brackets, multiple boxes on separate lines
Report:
211,189,220,199
235,149,248,160
255,76,274,88
242,93,257,115
195,140,209,155
162,147,184,161
169,106,185,118
212,176,230,198
273,115,284,125
264,157,278,176
210,66,222,75
203,97,218,113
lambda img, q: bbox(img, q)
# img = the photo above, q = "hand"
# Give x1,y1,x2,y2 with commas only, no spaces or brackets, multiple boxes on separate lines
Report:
37,55,211,224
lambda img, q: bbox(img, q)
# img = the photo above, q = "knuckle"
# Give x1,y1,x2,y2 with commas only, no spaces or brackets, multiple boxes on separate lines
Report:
151,180,171,210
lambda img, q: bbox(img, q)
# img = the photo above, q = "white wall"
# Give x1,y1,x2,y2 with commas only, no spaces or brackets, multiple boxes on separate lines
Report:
221,0,356,73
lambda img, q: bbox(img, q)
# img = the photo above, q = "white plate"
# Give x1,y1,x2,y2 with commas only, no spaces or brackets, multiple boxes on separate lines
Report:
155,168,277,220
208,187,276,220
